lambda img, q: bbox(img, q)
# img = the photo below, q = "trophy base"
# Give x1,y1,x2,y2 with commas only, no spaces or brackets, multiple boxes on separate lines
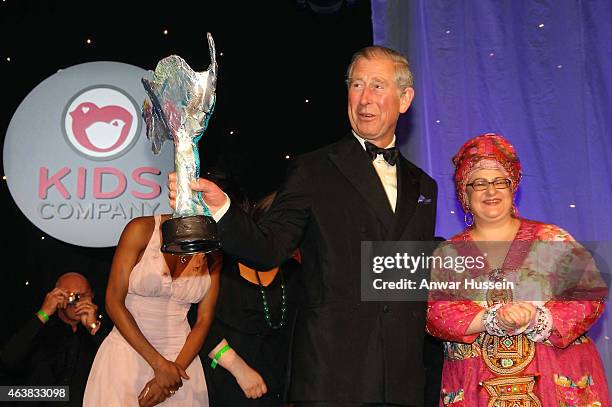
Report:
161,215,221,255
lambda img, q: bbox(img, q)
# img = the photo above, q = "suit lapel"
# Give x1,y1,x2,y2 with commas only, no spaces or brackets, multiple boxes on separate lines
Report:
389,156,420,240
328,135,394,232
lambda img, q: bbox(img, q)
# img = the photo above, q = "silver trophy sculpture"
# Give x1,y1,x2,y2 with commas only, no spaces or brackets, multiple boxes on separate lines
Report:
141,32,220,254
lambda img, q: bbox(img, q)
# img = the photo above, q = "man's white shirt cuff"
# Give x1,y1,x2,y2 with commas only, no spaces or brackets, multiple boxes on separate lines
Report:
212,193,231,222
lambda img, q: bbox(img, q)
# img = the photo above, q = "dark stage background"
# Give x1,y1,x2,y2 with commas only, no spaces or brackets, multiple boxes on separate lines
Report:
0,0,372,348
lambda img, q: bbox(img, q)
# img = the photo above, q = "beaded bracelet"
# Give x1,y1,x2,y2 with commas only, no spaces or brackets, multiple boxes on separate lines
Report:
210,344,231,369
482,303,508,337
524,306,553,342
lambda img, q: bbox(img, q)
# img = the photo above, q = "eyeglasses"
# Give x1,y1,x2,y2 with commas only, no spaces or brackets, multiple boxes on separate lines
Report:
466,177,512,191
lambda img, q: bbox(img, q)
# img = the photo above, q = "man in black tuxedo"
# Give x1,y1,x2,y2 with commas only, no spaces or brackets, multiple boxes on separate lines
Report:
170,45,438,406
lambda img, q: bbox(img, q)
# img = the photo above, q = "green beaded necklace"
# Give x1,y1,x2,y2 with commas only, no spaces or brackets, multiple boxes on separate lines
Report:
255,268,287,330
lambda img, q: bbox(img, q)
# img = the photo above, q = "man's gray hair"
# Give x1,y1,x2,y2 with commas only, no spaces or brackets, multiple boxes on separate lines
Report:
346,45,414,92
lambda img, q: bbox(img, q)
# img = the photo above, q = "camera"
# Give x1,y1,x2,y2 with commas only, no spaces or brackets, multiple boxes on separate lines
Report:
67,292,81,306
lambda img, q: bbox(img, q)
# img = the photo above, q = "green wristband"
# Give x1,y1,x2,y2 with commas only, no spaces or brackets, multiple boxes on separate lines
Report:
36,310,49,323
210,344,231,369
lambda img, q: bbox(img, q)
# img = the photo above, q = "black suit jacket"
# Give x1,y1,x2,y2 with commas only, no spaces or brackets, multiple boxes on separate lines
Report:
218,135,437,406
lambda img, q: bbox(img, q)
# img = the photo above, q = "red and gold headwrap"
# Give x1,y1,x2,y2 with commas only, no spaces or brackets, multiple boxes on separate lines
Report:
452,133,522,211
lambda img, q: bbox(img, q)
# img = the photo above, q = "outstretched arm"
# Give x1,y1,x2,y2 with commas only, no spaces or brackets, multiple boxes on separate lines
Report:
169,159,311,270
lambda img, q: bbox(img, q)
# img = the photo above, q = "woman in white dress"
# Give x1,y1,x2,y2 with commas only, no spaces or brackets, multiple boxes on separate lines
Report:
83,214,220,406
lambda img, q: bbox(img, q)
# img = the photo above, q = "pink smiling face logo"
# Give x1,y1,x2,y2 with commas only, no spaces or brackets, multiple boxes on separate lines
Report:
63,86,141,160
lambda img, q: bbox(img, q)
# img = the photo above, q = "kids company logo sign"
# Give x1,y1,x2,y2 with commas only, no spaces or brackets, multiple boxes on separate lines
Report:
3,62,173,247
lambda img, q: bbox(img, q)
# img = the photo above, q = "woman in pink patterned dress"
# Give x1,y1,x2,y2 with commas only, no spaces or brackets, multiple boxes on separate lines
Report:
426,133,610,406
83,214,220,406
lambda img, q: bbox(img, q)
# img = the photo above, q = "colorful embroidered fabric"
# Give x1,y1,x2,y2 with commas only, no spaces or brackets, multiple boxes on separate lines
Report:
427,219,610,406
451,133,522,211
554,374,603,407
442,389,464,406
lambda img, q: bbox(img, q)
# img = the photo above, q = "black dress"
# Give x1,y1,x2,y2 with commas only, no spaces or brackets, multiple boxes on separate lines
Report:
202,257,301,407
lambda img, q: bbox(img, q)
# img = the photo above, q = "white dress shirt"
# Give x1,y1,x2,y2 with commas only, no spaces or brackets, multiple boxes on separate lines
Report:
352,131,398,212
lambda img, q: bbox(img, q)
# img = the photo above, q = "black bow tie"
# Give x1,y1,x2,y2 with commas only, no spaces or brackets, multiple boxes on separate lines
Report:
364,141,399,166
